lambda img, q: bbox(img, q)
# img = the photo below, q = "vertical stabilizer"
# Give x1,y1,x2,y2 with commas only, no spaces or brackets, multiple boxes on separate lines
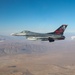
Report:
54,25,67,35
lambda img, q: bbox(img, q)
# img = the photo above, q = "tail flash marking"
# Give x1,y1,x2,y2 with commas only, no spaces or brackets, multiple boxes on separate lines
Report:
54,25,67,34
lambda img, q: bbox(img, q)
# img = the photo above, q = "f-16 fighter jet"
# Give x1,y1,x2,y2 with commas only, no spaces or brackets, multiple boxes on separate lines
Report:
11,25,67,42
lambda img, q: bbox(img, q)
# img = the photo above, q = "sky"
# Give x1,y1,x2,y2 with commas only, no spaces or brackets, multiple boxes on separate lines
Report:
0,0,75,35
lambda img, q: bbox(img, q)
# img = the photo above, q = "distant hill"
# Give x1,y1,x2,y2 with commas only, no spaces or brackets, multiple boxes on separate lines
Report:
0,35,75,56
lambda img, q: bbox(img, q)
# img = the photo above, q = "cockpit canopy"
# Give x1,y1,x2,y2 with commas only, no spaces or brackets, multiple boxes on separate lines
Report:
21,30,31,33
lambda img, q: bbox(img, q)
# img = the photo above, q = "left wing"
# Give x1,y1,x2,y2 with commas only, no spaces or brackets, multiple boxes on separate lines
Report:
26,36,48,41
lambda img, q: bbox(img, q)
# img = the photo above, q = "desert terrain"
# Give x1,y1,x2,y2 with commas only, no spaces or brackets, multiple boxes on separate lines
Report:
0,36,75,75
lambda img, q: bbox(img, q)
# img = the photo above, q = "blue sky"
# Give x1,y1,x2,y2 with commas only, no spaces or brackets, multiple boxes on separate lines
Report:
0,0,75,35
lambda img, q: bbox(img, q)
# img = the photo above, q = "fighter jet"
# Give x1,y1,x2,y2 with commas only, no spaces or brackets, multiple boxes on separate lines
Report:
11,25,67,42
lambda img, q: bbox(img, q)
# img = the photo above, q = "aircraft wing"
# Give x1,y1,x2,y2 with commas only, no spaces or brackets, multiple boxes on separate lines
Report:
26,36,49,41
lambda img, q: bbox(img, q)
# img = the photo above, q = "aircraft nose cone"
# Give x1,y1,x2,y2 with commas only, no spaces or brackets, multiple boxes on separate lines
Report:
11,33,17,36
11,32,26,36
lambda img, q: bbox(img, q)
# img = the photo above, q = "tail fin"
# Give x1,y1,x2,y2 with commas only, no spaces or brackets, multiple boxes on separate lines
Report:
54,25,67,35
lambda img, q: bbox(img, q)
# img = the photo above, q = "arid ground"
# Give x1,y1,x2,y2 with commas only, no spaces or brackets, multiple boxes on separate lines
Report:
0,36,75,75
